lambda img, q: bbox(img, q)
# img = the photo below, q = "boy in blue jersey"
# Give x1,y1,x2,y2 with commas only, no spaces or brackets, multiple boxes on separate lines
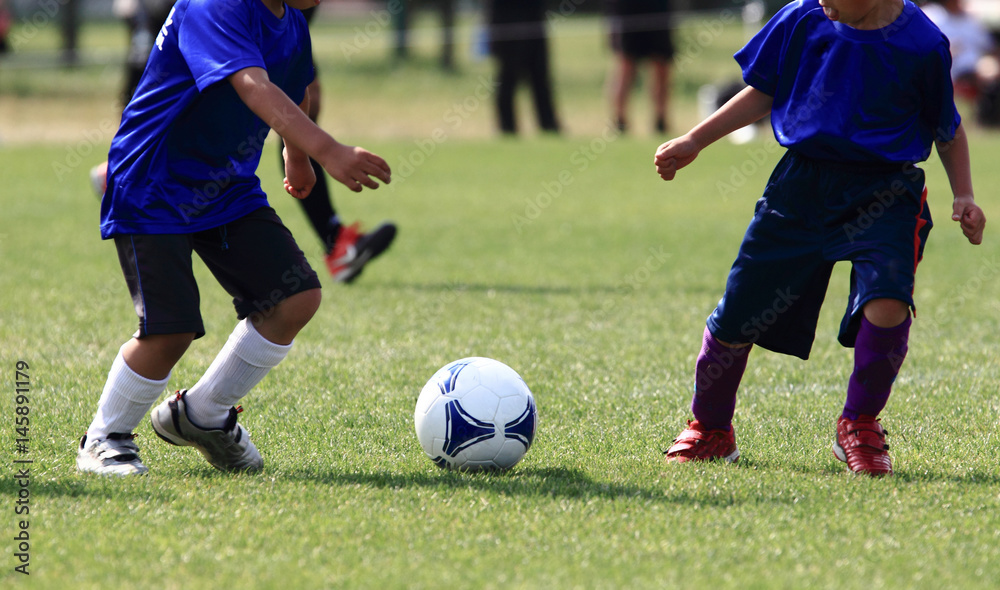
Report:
654,0,985,476
77,0,391,476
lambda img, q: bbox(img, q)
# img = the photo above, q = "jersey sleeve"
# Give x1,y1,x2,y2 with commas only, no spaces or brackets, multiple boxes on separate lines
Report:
178,0,266,91
923,39,961,143
734,1,804,96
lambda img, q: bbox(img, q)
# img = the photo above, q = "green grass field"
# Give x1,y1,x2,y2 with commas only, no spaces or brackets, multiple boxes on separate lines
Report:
2,9,1000,590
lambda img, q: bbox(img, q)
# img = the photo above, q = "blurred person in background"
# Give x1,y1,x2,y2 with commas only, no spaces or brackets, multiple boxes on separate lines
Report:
0,0,12,54
391,0,456,70
605,0,675,134
485,0,561,135
279,6,397,284
921,0,1000,126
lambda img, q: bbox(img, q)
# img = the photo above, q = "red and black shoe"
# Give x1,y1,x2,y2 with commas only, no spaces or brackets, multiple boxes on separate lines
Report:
325,221,397,283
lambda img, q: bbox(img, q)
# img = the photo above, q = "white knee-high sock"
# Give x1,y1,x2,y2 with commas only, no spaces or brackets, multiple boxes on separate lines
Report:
184,318,292,429
87,344,170,441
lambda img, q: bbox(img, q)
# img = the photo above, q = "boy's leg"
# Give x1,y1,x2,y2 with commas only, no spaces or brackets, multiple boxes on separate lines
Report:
150,208,322,472
182,289,321,429
150,291,321,472
831,175,928,476
844,298,911,421
692,328,751,430
665,327,747,463
89,335,192,438
833,298,909,477
79,233,204,476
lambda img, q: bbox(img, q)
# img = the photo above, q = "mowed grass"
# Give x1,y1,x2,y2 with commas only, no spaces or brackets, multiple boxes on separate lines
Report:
3,10,1000,590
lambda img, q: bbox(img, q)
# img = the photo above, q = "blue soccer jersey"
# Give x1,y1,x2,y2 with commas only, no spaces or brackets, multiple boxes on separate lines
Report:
100,0,314,238
735,0,959,163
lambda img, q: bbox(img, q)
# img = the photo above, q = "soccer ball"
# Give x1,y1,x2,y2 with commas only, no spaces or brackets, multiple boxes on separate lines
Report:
414,357,537,472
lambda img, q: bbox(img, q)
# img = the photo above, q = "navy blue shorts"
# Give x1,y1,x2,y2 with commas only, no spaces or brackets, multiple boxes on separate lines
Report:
707,151,932,359
113,207,321,339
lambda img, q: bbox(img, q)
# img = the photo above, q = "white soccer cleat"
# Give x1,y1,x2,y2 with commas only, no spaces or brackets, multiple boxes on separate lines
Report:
77,433,149,476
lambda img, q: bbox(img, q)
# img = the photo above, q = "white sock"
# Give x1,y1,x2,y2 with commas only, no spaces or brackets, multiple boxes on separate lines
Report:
184,319,292,428
87,345,170,442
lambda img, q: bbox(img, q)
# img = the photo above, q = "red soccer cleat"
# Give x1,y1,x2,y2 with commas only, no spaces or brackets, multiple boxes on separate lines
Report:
833,415,892,476
664,420,740,463
325,221,397,284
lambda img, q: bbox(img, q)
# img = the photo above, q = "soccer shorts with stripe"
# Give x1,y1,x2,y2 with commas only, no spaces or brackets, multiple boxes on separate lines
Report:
706,151,932,360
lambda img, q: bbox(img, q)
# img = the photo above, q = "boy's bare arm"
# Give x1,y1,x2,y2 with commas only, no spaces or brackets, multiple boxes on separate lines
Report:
935,123,985,244
654,86,773,181
281,91,317,199
229,67,391,193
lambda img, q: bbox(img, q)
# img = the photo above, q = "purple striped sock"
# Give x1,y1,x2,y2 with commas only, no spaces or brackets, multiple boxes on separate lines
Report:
843,315,911,420
691,327,750,431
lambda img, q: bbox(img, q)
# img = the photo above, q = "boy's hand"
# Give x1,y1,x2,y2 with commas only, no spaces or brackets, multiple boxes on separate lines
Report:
952,195,985,245
321,144,391,193
654,135,700,181
282,146,316,199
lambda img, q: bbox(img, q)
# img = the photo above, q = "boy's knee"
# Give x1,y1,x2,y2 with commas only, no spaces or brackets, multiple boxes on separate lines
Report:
138,332,195,354
862,298,910,328
278,288,322,328
296,288,322,317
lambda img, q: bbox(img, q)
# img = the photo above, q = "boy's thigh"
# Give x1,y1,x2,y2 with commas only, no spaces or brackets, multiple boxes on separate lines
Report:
113,233,206,338
835,191,932,345
193,207,322,322
707,200,834,360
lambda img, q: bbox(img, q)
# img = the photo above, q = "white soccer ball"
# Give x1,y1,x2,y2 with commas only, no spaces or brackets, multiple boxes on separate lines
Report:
414,357,537,472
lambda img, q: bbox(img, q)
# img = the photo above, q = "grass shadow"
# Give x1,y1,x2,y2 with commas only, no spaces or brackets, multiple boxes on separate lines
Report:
376,279,625,297
277,464,791,508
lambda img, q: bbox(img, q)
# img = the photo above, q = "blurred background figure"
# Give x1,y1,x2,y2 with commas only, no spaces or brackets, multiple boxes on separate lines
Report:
281,5,398,284
921,0,1000,127
0,0,12,54
605,0,675,134
484,0,561,135
391,0,456,70
114,0,176,106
